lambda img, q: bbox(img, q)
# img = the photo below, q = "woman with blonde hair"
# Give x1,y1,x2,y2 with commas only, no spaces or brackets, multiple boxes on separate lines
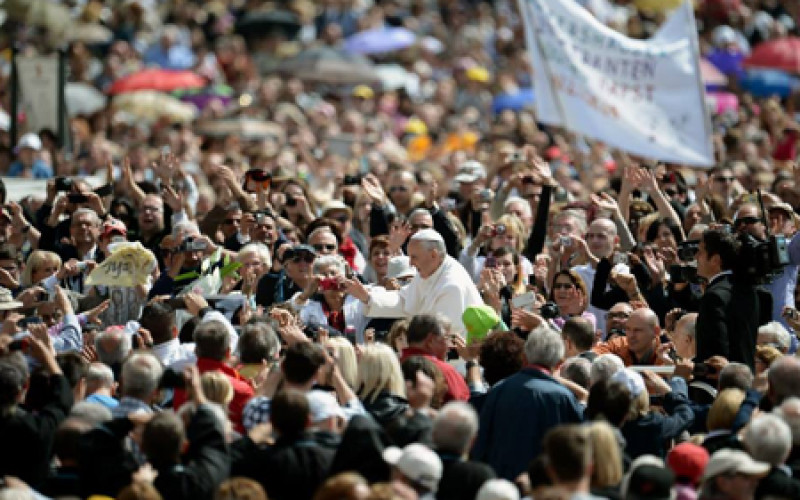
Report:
357,343,408,426
460,213,534,283
588,420,624,498
201,371,234,408
703,388,746,455
21,250,62,287
325,336,358,390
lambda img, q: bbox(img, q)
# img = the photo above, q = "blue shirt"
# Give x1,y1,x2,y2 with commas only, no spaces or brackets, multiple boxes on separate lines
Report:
143,44,196,70
7,159,53,178
767,232,800,347
85,393,119,409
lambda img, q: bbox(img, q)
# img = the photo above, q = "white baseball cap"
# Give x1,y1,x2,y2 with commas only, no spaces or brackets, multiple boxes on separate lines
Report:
15,132,42,153
383,443,443,492
306,390,345,423
702,449,770,482
454,160,487,183
611,368,646,398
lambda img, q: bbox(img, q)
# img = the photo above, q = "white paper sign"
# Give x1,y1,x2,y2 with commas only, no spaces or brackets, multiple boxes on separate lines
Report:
16,56,60,134
520,0,714,166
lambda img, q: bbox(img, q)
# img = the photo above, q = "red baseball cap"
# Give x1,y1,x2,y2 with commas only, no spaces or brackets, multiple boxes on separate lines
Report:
667,442,710,485
101,218,127,239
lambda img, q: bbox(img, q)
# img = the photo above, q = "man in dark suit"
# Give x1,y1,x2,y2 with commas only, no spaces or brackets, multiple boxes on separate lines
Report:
695,228,764,371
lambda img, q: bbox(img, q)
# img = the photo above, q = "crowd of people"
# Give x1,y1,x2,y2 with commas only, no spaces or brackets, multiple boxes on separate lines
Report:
3,0,800,499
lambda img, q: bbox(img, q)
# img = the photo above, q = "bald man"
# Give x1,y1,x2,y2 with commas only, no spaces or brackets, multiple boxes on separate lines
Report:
593,308,666,366
572,217,624,333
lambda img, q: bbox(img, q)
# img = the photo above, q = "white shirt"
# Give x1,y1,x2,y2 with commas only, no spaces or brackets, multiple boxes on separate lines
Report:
152,338,196,371
366,255,484,335
572,261,629,335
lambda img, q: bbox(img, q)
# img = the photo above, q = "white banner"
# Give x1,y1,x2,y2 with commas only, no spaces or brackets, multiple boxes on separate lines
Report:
520,0,714,166
16,55,60,135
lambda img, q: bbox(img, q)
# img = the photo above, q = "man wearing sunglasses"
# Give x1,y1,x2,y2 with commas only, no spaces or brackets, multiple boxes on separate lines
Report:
736,203,800,336
255,244,317,307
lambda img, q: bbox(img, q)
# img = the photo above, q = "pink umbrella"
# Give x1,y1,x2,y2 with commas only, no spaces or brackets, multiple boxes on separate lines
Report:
744,37,800,73
706,91,739,114
700,58,728,87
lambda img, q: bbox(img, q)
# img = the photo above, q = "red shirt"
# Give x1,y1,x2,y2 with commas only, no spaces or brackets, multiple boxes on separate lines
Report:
400,347,470,402
172,358,255,434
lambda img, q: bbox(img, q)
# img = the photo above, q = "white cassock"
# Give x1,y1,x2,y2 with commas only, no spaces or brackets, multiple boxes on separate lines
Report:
365,255,484,335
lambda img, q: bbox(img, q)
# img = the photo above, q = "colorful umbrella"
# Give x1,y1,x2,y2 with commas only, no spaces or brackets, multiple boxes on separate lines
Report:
706,91,739,114
492,88,535,114
108,69,206,95
172,84,235,110
700,59,729,87
744,37,800,73
344,27,416,55
707,48,746,79
740,69,800,98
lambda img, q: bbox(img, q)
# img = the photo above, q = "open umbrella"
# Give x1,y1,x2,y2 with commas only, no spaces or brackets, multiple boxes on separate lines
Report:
344,27,416,55
172,84,235,110
740,69,800,98
492,88,535,114
112,91,197,123
196,118,285,141
276,47,378,85
67,23,113,44
706,91,739,115
108,69,206,95
66,82,107,116
236,10,301,39
700,59,728,88
744,37,800,73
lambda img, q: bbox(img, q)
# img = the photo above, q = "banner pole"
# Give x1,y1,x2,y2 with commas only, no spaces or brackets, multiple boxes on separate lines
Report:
683,0,715,165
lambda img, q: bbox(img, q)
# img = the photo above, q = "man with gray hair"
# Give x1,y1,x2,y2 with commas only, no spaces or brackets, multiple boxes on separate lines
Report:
473,324,583,479
84,362,118,410
94,327,132,368
433,402,496,500
768,356,800,406
774,398,800,478
346,229,482,335
112,351,164,418
757,321,792,354
743,414,800,498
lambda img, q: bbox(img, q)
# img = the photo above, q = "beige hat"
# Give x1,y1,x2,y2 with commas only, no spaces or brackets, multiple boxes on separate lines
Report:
321,200,353,219
701,449,769,483
383,443,442,492
386,256,416,280
0,287,23,311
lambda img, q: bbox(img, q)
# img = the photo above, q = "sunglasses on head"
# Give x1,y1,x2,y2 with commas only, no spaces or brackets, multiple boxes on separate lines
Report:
389,186,409,193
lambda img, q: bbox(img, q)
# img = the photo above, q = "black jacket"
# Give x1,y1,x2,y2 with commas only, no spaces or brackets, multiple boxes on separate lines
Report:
436,454,496,500
255,271,302,307
755,466,800,499
0,374,72,489
152,405,230,500
695,274,766,370
233,432,334,500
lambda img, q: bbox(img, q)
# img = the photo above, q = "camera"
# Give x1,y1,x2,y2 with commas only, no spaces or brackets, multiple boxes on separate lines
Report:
255,213,267,225
677,240,699,261
343,174,362,186
539,302,560,320
285,197,298,207
67,193,88,204
178,237,208,253
559,236,572,248
735,233,790,284
669,264,698,284
509,152,525,163
319,277,342,291
485,256,497,269
491,224,506,237
55,177,72,192
479,189,493,202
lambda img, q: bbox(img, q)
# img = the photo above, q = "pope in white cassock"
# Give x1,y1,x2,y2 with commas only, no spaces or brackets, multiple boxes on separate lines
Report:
345,229,484,335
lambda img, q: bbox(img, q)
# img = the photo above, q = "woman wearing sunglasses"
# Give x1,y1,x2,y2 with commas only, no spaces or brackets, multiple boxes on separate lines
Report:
548,270,596,330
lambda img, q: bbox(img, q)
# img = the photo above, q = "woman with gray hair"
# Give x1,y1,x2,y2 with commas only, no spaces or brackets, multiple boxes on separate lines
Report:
290,254,369,341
